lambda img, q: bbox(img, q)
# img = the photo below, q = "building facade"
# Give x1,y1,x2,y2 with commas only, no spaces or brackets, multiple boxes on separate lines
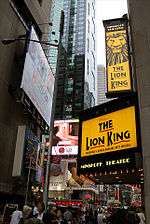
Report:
0,0,52,206
127,0,150,222
55,0,97,119
46,0,64,74
97,64,111,105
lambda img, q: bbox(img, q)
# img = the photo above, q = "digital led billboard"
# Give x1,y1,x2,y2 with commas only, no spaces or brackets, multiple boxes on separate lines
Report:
52,119,79,156
103,18,132,97
21,27,54,126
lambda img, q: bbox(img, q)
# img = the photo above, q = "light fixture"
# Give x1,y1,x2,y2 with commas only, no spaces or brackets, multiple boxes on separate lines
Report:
1,37,59,47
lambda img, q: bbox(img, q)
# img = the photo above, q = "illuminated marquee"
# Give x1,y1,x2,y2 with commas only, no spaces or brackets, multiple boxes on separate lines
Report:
80,158,130,169
103,18,132,95
81,106,137,157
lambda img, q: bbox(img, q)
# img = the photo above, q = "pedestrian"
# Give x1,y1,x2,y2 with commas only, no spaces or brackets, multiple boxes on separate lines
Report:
35,202,54,224
137,208,145,224
127,211,140,224
97,210,105,224
63,207,72,223
36,202,45,221
56,209,67,224
107,208,128,224
10,204,23,224
80,211,86,224
19,205,32,224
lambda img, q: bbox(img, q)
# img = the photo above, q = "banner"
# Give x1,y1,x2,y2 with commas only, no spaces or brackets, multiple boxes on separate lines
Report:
24,128,40,169
103,18,132,95
81,106,137,157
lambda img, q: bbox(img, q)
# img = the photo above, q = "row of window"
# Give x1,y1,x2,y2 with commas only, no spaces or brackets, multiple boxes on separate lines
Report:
88,2,95,18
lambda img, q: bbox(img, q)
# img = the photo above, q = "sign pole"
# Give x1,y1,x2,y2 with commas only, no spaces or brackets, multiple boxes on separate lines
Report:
43,44,60,208
25,158,32,205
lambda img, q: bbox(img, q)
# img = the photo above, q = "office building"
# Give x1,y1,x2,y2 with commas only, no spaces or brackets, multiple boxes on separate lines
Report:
97,64,111,105
55,0,97,119
128,0,150,221
46,0,64,74
0,0,52,205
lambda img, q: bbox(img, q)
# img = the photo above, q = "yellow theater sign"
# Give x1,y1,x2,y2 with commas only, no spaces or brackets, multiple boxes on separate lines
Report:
104,18,132,94
81,106,137,157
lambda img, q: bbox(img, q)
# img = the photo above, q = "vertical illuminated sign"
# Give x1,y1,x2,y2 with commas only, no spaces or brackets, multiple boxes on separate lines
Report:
103,18,132,96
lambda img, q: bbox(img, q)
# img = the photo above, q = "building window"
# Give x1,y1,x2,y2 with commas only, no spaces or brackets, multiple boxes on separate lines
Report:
92,52,95,70
87,38,89,52
87,59,89,75
92,71,95,90
88,20,90,33
92,34,95,50
88,3,90,15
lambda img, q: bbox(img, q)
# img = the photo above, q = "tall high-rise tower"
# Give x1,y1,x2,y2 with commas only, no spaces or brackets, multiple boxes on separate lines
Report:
47,0,64,74
55,0,97,119
97,64,111,105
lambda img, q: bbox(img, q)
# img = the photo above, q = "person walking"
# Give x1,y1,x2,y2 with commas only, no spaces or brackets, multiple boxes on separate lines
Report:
97,210,105,224
63,208,72,223
10,205,23,224
137,208,145,224
56,209,67,224
19,205,43,224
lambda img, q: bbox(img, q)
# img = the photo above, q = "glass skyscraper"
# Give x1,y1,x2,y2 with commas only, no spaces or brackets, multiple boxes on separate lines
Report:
47,0,64,74
55,0,97,119
97,64,114,105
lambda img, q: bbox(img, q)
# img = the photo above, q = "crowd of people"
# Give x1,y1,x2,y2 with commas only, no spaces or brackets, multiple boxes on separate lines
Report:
9,202,145,224
79,207,145,224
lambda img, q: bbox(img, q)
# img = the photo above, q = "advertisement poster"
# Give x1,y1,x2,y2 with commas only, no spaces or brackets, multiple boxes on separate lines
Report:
81,106,137,157
21,27,54,126
52,119,79,155
35,143,45,183
24,128,40,169
49,159,68,191
104,18,132,94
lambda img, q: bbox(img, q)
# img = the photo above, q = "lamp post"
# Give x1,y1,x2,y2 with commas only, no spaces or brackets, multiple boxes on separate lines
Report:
42,40,60,207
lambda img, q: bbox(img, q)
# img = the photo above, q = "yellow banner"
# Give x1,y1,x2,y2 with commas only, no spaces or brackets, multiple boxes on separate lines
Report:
106,29,131,92
81,106,137,157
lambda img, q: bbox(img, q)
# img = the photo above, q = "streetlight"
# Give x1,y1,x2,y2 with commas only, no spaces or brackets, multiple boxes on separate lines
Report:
1,37,59,47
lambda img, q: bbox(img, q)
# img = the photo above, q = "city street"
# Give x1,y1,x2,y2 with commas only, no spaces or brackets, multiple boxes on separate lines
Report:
0,0,149,223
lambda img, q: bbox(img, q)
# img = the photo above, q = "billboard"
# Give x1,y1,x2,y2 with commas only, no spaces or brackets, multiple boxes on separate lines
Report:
24,128,40,170
78,95,142,181
81,106,137,157
103,18,132,96
21,27,54,126
52,119,79,155
49,159,68,191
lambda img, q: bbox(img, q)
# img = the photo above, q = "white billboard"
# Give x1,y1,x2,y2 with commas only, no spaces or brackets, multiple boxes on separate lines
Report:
21,27,54,126
52,119,79,155
49,159,68,191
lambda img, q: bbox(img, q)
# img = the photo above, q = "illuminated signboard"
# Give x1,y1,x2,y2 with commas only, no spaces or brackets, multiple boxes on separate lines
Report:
78,95,142,179
21,27,54,126
81,106,137,157
52,119,79,156
103,18,132,96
